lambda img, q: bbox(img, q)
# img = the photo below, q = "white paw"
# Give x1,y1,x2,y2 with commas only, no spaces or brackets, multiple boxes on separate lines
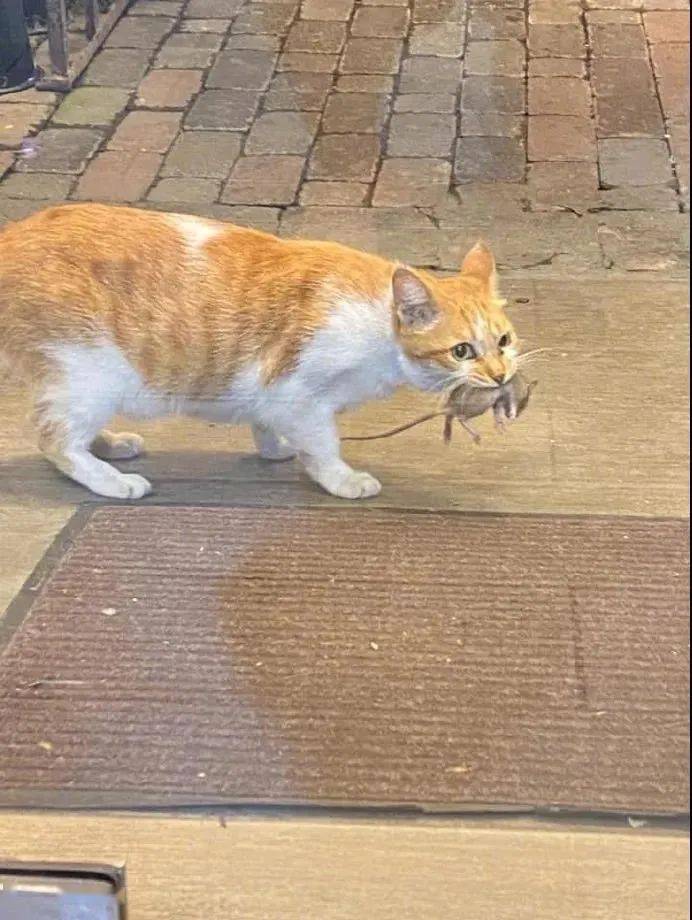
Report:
329,470,382,500
92,432,145,460
99,472,152,500
258,441,297,462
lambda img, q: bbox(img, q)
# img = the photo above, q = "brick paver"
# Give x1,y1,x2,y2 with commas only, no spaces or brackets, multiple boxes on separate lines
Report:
148,176,221,202
222,154,303,204
285,21,348,53
352,6,409,37
105,15,175,48
0,0,689,274
456,136,525,182
185,89,259,130
161,131,243,178
155,32,223,68
265,72,332,110
50,87,130,128
322,93,388,132
82,49,153,88
529,77,590,116
300,181,367,205
302,0,353,21
591,58,664,137
465,40,524,75
373,157,451,206
310,134,381,180
387,113,456,158
136,69,203,109
528,115,597,162
599,138,674,187
0,104,53,149
13,128,103,174
108,111,181,153
75,150,162,200
245,110,320,154
0,172,74,200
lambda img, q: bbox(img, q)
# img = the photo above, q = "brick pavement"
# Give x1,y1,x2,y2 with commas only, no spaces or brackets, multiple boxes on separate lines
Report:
0,0,689,275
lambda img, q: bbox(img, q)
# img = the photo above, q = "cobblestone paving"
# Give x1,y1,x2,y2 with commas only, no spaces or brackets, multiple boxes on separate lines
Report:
0,0,689,276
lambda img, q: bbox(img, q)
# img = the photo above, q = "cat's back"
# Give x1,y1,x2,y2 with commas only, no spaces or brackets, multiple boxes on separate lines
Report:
1,203,212,322
0,204,272,380
0,203,393,392
0,202,239,307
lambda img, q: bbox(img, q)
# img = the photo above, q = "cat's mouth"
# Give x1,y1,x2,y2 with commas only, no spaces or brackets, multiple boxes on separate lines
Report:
434,370,519,401
466,375,515,390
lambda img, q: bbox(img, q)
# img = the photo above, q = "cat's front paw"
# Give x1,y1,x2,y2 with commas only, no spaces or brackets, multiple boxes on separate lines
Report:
88,471,152,500
328,470,382,500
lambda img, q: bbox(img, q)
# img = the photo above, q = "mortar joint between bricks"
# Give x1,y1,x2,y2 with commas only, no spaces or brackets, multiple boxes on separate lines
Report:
158,0,251,206
578,0,602,193
276,0,324,208
450,0,473,196
362,0,412,208
521,0,529,185
62,0,191,202
640,10,686,214
295,0,370,208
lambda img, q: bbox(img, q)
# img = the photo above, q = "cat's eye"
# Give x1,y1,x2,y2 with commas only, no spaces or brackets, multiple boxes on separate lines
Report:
498,333,512,350
452,342,475,361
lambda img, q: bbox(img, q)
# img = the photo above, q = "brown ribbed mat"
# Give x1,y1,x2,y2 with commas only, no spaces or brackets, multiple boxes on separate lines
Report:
0,507,688,815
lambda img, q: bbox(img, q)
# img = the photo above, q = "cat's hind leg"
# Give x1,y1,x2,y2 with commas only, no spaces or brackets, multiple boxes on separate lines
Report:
251,423,296,461
91,430,145,460
34,379,151,499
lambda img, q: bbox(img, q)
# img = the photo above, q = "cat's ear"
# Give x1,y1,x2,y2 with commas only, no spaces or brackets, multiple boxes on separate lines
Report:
392,267,440,332
461,241,497,290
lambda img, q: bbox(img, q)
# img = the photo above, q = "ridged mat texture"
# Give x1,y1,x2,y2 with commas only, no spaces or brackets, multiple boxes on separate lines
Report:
0,507,688,814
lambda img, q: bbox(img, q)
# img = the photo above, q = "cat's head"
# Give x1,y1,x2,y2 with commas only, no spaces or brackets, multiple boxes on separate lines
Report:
392,243,518,392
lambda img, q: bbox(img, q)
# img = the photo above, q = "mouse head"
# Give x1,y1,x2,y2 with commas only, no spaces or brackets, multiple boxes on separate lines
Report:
392,242,519,392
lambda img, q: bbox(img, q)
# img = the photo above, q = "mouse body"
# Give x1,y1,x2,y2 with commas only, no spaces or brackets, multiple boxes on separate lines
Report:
445,372,536,443
342,372,536,445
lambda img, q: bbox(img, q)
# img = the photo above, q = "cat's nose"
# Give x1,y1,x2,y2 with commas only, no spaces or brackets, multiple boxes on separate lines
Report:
491,373,505,385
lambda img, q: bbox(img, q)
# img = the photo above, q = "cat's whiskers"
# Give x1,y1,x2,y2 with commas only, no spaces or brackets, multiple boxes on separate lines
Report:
516,347,554,364
440,370,472,394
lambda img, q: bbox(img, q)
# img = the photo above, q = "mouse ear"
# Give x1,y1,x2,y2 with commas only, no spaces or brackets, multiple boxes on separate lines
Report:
392,267,441,332
461,241,498,291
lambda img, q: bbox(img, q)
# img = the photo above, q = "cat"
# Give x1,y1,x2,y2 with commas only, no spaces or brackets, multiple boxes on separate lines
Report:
0,203,519,500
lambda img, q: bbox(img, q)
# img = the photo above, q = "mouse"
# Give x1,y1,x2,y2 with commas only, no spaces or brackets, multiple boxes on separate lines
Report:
342,372,536,445
446,373,536,444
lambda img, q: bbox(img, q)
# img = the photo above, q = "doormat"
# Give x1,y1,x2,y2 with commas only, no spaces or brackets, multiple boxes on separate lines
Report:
0,506,688,814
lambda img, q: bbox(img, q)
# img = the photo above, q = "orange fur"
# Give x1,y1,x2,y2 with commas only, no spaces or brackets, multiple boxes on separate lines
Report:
0,204,515,394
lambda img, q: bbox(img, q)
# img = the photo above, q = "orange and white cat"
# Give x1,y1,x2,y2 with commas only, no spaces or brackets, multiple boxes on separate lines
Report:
0,203,518,500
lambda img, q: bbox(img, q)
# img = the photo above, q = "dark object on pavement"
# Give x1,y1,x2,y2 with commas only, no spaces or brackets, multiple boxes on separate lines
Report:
0,0,40,95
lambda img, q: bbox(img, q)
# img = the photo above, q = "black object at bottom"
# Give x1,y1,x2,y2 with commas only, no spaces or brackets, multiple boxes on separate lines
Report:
0,863,125,919
0,0,40,94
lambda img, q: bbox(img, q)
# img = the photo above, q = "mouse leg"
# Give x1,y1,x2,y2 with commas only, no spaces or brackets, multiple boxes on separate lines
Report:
458,419,481,444
493,402,509,432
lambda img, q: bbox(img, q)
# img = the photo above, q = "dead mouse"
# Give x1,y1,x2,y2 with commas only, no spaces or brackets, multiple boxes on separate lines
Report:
342,372,536,445
446,373,536,444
